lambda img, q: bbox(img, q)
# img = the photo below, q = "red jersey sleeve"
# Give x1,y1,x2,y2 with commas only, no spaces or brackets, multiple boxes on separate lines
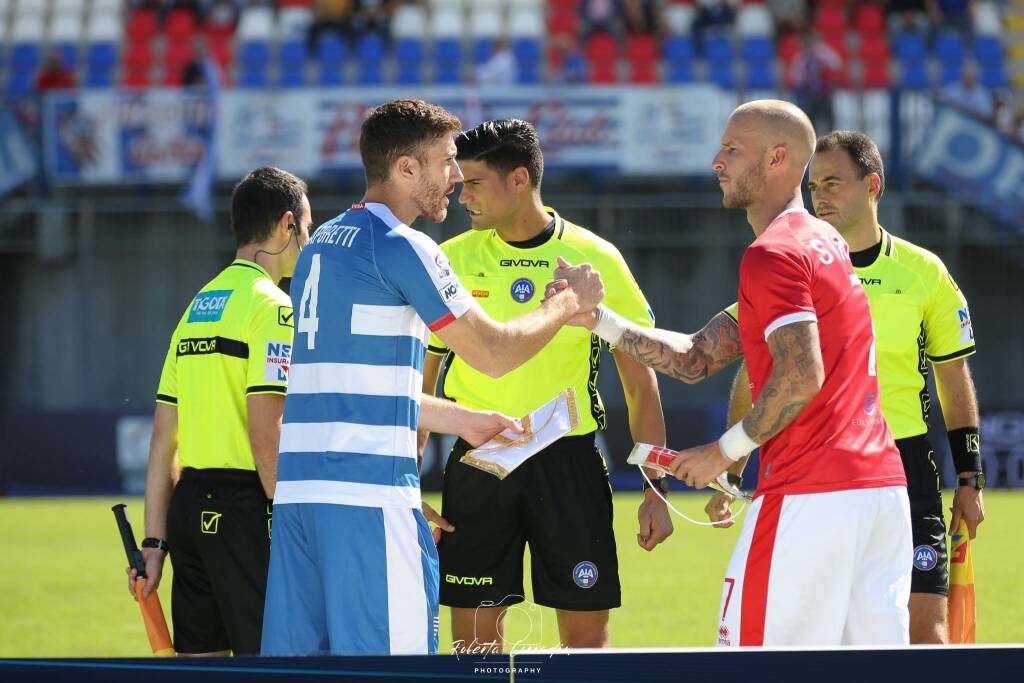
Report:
741,243,818,342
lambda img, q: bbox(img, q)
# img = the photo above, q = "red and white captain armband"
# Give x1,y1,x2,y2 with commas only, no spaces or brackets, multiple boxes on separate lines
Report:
591,305,630,346
718,421,759,462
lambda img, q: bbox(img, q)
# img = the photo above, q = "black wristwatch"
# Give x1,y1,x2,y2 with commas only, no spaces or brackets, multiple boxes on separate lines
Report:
643,476,669,494
957,473,985,490
141,537,170,552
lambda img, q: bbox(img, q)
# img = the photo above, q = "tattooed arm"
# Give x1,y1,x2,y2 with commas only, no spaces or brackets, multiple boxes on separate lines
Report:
610,311,743,384
669,321,824,490
741,321,824,443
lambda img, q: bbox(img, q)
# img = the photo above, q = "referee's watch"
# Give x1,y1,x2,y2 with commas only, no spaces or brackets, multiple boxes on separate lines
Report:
957,473,986,490
643,476,669,495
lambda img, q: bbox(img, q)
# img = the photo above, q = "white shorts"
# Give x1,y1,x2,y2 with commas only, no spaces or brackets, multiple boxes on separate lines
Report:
716,486,912,647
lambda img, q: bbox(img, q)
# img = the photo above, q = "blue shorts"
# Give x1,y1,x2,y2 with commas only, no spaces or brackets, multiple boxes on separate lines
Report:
261,503,439,655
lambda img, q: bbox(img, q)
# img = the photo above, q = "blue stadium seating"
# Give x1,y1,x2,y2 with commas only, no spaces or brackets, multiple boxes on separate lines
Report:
53,42,78,70
893,32,927,63
513,39,541,84
979,61,1009,88
435,38,462,84
899,61,930,88
664,36,695,83
709,61,736,89
704,36,735,88
11,44,40,74
741,37,773,63
317,36,347,85
473,39,493,64
974,36,1004,63
238,41,270,88
357,35,385,85
934,31,965,67
395,39,423,84
939,61,962,85
279,41,308,87
7,72,33,97
746,62,775,89
85,43,117,88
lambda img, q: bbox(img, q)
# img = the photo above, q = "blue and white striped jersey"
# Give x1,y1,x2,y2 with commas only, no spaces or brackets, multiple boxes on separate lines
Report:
275,202,474,509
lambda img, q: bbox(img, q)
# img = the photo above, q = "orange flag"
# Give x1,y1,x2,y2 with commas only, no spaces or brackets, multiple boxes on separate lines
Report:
948,518,976,644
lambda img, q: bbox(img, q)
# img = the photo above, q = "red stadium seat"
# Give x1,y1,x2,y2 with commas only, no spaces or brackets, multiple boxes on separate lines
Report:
166,8,198,44
123,42,154,71
858,36,890,62
815,7,848,36
549,0,580,9
586,33,620,84
853,4,886,35
126,7,160,44
548,9,578,36
626,34,659,83
778,31,799,64
824,33,849,63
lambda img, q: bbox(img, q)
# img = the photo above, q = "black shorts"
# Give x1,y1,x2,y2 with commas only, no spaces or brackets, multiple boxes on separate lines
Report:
898,436,949,597
438,433,620,612
166,468,272,654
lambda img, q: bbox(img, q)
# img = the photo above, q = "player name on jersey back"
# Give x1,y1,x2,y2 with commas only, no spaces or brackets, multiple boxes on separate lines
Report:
737,208,906,498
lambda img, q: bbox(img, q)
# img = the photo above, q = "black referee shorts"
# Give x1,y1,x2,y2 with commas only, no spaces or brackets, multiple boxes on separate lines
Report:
897,436,949,597
438,433,621,612
166,467,272,654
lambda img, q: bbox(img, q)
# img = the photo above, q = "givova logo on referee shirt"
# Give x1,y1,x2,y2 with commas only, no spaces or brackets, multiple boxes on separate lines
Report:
188,290,233,323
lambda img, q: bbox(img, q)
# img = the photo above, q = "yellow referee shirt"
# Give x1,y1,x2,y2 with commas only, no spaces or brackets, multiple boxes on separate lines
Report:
724,227,975,440
156,259,294,470
427,208,653,436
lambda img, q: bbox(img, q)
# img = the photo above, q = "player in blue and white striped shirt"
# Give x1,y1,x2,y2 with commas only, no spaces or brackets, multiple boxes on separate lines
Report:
261,100,605,656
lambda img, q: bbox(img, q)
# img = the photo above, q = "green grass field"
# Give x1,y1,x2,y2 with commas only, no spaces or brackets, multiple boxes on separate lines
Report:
1,491,1022,657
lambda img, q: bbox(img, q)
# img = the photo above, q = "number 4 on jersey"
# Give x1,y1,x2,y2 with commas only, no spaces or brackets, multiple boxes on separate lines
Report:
298,253,320,350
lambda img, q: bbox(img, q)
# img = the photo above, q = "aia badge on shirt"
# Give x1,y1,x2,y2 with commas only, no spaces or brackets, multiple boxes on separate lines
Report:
264,341,292,383
957,306,973,345
511,278,535,303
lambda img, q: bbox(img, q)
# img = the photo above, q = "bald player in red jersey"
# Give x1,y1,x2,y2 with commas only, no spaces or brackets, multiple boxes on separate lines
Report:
557,100,912,646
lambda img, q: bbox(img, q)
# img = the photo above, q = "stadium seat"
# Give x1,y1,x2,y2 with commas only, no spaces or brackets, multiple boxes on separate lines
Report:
392,4,427,39
357,35,386,85
973,1,1004,36
435,38,463,84
935,32,965,67
664,2,697,35
703,35,733,62
899,60,930,88
317,36,347,85
736,4,772,36
862,61,891,88
86,13,123,44
164,42,195,86
627,34,659,84
85,43,117,87
52,42,79,71
126,6,160,44
777,31,799,64
853,3,885,35
473,38,494,64
10,14,44,44
512,38,542,83
547,8,578,37
49,12,81,45
395,38,424,84
238,41,270,88
469,6,503,40
279,40,308,88
10,43,40,75
509,8,544,38
894,32,927,62
979,61,1010,88
237,6,274,42
814,6,848,37
279,7,314,41
430,6,464,39
7,72,34,97
664,36,695,82
166,8,198,44
51,0,87,13
974,36,1005,64
586,33,620,84
709,61,736,88
746,62,776,89
742,36,773,62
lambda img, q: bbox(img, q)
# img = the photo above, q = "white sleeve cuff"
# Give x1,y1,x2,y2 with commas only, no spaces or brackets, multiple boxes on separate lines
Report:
764,311,818,341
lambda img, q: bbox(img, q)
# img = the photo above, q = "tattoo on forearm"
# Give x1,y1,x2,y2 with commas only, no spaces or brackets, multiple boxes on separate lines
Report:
743,322,822,443
617,313,742,383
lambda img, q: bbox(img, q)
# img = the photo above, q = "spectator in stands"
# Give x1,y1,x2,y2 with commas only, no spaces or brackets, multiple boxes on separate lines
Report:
786,30,841,132
353,0,395,39
940,62,994,121
768,0,808,34
310,0,358,45
475,39,519,86
888,0,932,33
35,50,76,93
581,0,622,39
931,0,975,34
693,0,738,49
551,35,588,84
623,0,660,35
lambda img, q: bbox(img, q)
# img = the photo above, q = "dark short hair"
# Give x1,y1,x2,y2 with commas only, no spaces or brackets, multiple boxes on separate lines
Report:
455,119,544,188
230,167,308,247
360,99,462,186
815,131,886,200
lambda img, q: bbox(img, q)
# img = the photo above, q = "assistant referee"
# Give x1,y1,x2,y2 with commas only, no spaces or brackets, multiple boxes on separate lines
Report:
420,119,670,651
127,167,312,656
711,132,985,644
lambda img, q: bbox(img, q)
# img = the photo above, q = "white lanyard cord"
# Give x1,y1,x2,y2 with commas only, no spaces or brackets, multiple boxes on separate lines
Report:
639,467,748,527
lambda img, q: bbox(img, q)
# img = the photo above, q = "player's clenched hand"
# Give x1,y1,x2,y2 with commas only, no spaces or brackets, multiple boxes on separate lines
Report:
554,257,604,312
544,279,598,328
669,441,733,489
705,491,736,529
458,409,522,448
637,489,673,551
950,485,985,540
126,547,166,600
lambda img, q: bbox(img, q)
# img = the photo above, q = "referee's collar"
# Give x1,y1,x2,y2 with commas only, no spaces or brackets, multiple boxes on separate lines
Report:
230,258,272,280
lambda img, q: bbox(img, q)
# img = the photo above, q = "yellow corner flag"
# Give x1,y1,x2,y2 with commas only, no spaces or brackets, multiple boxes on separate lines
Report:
948,518,976,643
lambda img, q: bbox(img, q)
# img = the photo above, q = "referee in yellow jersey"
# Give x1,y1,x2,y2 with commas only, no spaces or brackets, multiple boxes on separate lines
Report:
709,132,985,644
420,119,671,651
127,167,312,655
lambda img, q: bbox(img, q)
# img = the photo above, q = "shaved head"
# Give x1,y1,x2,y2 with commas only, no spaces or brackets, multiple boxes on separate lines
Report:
729,100,816,170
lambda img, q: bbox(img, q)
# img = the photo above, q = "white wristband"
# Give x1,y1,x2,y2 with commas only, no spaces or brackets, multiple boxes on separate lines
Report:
591,305,628,346
718,421,759,462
